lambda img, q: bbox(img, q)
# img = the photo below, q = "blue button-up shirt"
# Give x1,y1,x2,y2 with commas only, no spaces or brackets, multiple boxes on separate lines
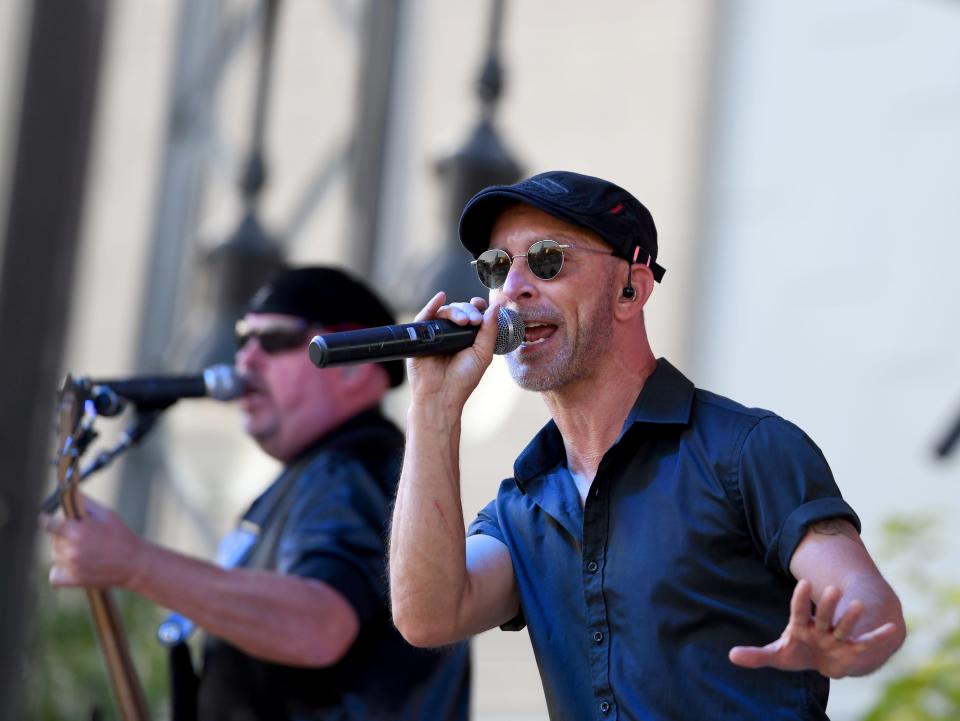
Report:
468,359,858,721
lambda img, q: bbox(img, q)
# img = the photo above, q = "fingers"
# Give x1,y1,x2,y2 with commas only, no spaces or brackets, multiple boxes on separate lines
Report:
809,584,866,644
39,512,66,536
439,302,484,326
735,581,900,677
728,641,780,669
46,526,79,587
81,494,110,522
850,621,898,645
471,302,502,357
830,599,864,642
413,292,446,322
49,563,78,588
814,585,843,633
788,578,814,630
413,293,489,325
41,497,111,535
40,513,86,544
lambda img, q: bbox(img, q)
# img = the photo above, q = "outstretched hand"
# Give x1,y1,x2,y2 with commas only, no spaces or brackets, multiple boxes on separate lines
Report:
729,579,900,678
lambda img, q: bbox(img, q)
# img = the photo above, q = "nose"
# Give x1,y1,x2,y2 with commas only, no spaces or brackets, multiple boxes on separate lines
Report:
235,335,264,372
497,256,538,303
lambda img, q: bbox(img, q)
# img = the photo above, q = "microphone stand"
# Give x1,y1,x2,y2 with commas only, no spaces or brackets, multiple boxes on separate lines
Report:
935,399,960,459
40,405,168,514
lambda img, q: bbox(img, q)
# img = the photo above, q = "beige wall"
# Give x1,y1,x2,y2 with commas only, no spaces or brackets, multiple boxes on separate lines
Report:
695,2,960,718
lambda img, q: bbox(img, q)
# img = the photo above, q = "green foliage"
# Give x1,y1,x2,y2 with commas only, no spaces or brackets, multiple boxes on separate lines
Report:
24,581,170,721
860,515,960,721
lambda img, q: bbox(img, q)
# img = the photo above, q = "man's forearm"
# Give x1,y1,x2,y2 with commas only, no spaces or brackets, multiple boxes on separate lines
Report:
390,401,471,647
129,544,358,667
791,520,907,676
838,574,906,676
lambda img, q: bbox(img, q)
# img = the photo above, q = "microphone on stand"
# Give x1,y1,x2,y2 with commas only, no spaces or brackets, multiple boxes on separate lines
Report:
91,364,246,416
308,307,525,369
39,366,245,514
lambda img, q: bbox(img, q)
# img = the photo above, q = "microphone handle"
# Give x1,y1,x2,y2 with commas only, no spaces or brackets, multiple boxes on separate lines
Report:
93,376,207,404
309,320,479,368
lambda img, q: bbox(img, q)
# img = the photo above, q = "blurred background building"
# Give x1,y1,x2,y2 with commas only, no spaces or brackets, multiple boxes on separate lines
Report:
1,0,958,719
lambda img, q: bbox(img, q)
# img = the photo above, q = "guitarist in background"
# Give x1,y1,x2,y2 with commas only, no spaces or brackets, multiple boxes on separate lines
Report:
42,266,470,721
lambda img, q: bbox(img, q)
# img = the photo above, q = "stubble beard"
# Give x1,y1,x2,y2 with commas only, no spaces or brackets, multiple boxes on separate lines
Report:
240,388,280,445
506,292,615,392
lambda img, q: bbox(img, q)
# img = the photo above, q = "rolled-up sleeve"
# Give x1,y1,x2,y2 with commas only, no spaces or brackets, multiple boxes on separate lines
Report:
737,416,860,577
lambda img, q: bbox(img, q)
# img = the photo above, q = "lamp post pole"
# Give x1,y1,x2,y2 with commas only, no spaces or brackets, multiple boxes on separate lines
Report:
421,0,523,307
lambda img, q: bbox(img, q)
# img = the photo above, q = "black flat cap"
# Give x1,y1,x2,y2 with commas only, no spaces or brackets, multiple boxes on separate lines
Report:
459,170,665,282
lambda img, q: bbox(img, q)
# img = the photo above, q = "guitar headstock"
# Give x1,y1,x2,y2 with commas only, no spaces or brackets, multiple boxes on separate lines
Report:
54,375,94,518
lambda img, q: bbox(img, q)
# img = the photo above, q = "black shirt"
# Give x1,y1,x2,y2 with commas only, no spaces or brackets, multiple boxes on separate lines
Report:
469,360,858,721
199,408,470,721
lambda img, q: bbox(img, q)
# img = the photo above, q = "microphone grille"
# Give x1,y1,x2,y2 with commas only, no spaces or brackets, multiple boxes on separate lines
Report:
203,364,248,401
494,307,525,355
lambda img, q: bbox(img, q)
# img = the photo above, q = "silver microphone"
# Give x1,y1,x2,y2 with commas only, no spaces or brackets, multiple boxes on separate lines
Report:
91,364,246,416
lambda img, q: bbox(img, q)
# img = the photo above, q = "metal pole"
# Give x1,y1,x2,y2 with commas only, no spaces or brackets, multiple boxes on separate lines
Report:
412,0,522,309
0,0,108,717
114,0,223,533
347,0,403,277
188,0,285,370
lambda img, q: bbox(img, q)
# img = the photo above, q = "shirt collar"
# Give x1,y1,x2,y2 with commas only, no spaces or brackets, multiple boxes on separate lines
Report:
512,358,694,491
621,357,694,427
288,405,391,467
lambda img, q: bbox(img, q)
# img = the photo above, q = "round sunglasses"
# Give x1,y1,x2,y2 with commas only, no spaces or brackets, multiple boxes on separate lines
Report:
471,239,617,290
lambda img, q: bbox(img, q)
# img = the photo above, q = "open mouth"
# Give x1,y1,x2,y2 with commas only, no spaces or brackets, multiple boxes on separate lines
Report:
239,374,267,400
522,322,557,346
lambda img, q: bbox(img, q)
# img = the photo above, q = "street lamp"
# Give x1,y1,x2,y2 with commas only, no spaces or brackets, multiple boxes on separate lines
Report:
186,0,285,368
416,0,523,308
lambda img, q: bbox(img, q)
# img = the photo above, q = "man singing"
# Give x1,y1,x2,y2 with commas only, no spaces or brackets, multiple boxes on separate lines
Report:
389,171,904,720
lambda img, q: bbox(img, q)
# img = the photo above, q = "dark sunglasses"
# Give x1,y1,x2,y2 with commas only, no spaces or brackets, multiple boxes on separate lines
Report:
471,239,617,290
235,320,312,355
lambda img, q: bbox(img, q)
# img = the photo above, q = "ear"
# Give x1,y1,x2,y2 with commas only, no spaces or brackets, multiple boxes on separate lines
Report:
336,362,390,397
614,264,655,320
337,363,367,387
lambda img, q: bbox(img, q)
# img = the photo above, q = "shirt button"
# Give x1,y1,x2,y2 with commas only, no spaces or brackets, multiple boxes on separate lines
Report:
593,631,604,643
599,700,611,714
587,561,599,573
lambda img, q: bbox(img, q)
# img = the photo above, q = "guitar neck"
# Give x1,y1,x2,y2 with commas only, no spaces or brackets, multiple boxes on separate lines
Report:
85,588,152,721
55,376,151,721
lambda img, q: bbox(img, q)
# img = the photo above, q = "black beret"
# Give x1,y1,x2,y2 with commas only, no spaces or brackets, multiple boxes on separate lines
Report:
247,266,404,387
